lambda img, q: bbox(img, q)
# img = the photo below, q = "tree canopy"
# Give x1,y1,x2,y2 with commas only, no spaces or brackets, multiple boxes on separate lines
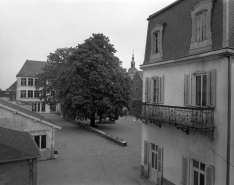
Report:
37,33,132,126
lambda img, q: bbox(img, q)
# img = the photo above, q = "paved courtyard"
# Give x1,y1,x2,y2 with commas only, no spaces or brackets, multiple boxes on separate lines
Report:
38,114,154,185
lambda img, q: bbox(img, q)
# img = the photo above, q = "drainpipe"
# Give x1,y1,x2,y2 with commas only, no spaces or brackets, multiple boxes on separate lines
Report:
226,55,231,185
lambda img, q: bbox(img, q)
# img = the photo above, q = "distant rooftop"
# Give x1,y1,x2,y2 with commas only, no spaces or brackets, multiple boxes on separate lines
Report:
16,60,47,77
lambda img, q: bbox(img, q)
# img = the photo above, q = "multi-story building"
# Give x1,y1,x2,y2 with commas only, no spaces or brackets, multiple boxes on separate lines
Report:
16,60,60,113
133,0,234,185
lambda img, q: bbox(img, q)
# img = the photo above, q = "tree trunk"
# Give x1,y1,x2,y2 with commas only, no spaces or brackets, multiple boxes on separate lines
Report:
90,113,96,127
99,113,102,123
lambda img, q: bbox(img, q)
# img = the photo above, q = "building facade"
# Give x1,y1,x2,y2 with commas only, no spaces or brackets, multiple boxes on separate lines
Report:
133,0,234,185
0,98,61,160
16,60,60,113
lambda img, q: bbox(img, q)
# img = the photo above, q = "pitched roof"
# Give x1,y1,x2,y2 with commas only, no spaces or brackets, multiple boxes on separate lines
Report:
16,60,47,77
0,127,41,163
147,0,183,20
0,98,61,129
8,81,17,91
137,71,143,79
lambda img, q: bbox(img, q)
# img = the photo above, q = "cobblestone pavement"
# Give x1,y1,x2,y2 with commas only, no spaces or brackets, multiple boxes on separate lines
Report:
37,114,155,185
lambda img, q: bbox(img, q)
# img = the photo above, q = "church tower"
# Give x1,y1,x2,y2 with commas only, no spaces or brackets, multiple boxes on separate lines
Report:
128,53,137,78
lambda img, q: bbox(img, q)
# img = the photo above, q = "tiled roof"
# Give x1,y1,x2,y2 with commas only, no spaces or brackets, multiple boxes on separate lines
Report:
0,127,41,163
0,98,61,129
16,60,47,77
8,81,17,91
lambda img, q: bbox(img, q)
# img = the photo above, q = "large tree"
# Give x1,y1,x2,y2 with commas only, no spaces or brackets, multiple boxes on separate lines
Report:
37,34,132,126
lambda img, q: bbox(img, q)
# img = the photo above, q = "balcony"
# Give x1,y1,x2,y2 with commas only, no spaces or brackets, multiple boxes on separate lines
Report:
132,102,215,140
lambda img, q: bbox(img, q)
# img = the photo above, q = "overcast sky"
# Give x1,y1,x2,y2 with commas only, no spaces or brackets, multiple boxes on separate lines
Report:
0,0,175,90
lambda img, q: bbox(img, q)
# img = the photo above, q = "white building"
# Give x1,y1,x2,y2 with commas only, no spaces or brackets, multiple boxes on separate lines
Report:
16,60,60,113
133,1,234,185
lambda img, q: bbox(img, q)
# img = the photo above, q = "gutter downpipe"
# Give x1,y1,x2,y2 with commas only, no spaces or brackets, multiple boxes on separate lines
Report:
227,55,231,185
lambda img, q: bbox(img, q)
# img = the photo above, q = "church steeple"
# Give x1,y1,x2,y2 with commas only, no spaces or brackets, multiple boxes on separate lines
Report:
131,53,135,68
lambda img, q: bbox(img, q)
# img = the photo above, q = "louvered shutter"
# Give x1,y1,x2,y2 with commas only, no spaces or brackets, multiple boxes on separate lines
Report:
148,79,151,103
206,11,212,39
157,147,163,185
145,78,149,102
159,76,164,103
206,165,215,185
181,156,190,185
203,12,207,40
184,73,191,105
143,141,150,178
206,69,216,106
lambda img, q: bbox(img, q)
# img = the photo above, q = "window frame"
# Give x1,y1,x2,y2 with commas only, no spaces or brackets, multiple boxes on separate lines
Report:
150,24,164,62
34,78,38,86
21,78,26,86
33,135,47,150
151,76,164,104
189,0,213,53
184,69,216,107
34,91,39,98
28,90,33,98
28,78,33,86
20,90,26,98
195,72,207,106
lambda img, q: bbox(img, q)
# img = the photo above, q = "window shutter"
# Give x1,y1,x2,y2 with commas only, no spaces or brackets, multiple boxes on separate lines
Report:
159,76,164,103
143,141,150,178
148,78,151,103
206,69,216,106
145,78,149,102
199,14,203,41
184,73,191,105
203,12,207,40
206,11,212,39
157,147,163,185
181,156,190,185
206,165,215,185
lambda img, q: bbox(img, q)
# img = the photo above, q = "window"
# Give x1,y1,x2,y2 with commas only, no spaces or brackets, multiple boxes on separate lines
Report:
34,135,46,150
135,87,138,92
32,103,36,111
28,90,33,98
150,23,164,62
20,90,26,98
51,91,55,96
28,78,33,86
42,103,45,112
182,156,215,185
21,78,26,86
184,70,216,107
37,103,40,112
145,76,164,103
190,1,213,53
154,32,159,54
152,76,164,104
34,91,39,98
35,79,38,86
195,74,207,106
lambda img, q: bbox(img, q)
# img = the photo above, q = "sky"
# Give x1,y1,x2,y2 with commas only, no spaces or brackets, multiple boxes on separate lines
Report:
0,0,175,90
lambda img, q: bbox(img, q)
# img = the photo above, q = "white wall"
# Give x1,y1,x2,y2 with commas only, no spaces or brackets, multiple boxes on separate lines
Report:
141,57,229,185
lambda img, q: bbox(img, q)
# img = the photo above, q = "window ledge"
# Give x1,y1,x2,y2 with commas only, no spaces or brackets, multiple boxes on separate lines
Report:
189,38,212,54
149,54,163,63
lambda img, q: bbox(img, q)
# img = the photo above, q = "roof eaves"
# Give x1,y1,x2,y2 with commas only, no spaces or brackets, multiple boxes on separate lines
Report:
0,103,61,130
147,0,184,21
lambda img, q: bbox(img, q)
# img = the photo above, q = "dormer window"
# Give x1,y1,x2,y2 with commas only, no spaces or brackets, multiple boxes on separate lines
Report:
189,0,213,53
154,32,159,54
150,23,164,63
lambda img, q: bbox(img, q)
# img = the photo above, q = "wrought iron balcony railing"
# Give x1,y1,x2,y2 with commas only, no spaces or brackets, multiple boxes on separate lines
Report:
132,102,215,140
